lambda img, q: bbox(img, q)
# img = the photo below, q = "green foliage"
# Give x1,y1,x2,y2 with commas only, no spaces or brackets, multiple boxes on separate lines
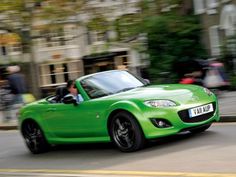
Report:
115,14,141,41
0,0,24,12
0,0,85,52
143,14,206,83
87,16,108,32
230,75,236,90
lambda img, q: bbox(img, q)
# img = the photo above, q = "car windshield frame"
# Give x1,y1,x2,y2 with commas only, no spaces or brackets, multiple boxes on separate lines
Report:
80,70,146,99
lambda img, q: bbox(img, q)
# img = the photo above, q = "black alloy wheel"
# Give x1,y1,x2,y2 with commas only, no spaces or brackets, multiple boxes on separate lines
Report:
22,121,49,154
110,111,145,152
190,123,212,134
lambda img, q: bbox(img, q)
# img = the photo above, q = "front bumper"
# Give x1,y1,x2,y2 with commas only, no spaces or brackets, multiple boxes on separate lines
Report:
138,101,220,139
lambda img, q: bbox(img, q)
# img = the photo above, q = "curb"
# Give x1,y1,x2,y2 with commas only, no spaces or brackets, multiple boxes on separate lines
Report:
0,125,18,130
0,116,236,131
219,115,236,122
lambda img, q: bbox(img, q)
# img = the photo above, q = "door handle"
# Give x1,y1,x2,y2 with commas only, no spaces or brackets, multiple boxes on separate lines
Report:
46,108,57,112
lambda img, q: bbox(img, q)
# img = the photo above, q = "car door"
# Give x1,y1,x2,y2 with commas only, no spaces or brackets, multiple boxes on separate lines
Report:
42,101,106,138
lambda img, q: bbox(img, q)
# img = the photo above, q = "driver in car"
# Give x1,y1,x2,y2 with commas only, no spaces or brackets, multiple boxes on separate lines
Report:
64,80,84,103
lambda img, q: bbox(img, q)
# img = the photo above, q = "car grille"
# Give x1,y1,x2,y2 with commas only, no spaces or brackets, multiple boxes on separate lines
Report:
178,102,216,123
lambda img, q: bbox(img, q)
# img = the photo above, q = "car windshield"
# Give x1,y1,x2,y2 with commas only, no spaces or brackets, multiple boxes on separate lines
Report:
80,70,145,99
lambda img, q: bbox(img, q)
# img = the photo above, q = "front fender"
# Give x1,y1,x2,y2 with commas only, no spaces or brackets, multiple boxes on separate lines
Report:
105,100,147,131
19,109,49,136
19,110,42,128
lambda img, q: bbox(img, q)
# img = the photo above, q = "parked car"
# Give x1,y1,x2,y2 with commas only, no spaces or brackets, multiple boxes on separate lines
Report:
19,70,219,154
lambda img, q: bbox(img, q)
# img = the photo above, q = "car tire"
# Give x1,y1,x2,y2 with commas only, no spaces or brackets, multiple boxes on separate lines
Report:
109,111,145,152
190,123,212,134
22,121,50,154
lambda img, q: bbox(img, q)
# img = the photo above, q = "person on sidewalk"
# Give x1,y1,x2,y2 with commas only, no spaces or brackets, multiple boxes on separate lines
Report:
203,59,230,96
0,79,14,122
6,65,27,121
7,65,27,104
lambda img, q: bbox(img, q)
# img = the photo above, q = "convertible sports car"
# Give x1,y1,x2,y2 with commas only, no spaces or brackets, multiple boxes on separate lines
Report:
19,70,219,154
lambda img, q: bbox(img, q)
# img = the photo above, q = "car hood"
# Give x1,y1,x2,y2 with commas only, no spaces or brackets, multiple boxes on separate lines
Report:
105,84,204,103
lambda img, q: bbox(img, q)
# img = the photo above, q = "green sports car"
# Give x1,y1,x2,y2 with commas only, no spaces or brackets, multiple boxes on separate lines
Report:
19,70,219,154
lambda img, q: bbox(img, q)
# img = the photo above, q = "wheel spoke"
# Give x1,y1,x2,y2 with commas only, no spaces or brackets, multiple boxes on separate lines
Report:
22,122,48,154
113,117,135,148
111,112,145,152
115,119,124,130
23,131,32,140
36,129,42,138
25,123,33,135
31,139,37,150
124,135,132,147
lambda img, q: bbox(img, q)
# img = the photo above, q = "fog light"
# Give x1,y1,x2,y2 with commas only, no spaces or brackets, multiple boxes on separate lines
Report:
157,120,165,127
150,118,172,128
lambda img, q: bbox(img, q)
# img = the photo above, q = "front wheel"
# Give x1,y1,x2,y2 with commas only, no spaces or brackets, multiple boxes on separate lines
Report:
22,121,50,154
190,124,212,134
109,111,145,152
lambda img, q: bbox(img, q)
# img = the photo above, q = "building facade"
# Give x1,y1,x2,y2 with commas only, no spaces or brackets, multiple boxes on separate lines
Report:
193,0,236,57
0,31,22,65
31,0,147,96
2,0,199,96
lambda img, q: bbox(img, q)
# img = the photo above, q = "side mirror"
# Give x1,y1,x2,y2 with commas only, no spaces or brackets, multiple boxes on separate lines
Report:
62,95,77,106
144,79,150,85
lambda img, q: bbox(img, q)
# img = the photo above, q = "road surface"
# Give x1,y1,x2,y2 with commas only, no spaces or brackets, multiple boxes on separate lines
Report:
0,123,235,177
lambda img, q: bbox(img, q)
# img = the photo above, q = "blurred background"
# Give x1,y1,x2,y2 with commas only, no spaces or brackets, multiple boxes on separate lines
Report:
0,0,235,99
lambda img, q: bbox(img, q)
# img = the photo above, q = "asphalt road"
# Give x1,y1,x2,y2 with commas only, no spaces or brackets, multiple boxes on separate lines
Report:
0,123,236,177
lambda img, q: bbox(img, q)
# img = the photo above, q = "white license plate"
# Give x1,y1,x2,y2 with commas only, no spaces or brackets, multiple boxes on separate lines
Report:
188,103,214,118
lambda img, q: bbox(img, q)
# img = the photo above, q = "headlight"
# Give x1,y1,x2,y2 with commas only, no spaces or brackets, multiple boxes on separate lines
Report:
203,88,213,96
144,100,177,108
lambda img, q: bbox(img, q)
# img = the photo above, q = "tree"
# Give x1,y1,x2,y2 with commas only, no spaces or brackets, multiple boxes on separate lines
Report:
0,0,86,51
0,0,86,97
142,14,206,83
132,0,207,83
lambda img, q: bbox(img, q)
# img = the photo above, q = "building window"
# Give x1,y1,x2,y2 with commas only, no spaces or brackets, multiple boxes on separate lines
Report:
96,31,107,42
39,60,83,87
207,0,219,9
209,26,221,56
10,43,22,52
1,46,7,56
64,25,77,45
220,4,236,36
193,0,205,14
39,28,67,47
34,38,47,48
90,31,107,43
115,54,129,70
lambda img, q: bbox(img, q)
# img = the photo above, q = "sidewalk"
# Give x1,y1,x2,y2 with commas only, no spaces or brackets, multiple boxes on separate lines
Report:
0,91,236,130
218,91,236,122
0,110,18,130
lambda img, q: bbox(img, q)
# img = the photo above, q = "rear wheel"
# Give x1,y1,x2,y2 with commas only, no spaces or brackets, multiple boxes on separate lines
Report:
109,111,145,152
190,124,212,134
22,121,50,154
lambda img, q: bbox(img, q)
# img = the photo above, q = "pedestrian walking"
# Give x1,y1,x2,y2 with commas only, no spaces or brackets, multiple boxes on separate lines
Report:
0,79,14,122
203,59,230,90
6,65,27,104
5,65,27,121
